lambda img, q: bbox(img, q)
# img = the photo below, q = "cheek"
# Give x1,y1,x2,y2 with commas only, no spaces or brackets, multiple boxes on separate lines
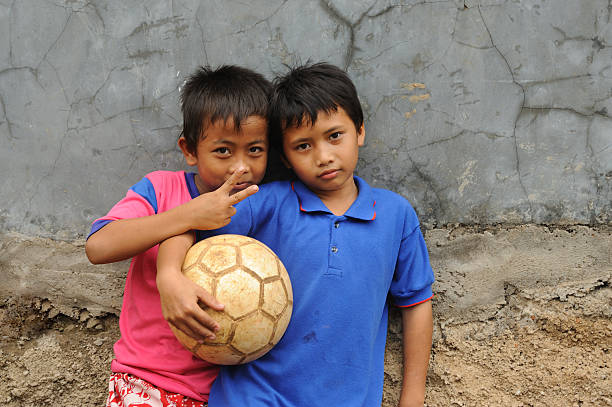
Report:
252,157,268,175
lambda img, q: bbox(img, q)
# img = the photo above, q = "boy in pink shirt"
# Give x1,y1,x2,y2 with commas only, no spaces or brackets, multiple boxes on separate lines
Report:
85,65,271,406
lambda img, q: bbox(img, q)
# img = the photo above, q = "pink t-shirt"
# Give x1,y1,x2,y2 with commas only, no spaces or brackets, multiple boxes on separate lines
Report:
90,170,218,401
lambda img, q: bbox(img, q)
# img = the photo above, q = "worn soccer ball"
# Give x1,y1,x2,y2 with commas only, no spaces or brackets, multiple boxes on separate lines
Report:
170,234,293,365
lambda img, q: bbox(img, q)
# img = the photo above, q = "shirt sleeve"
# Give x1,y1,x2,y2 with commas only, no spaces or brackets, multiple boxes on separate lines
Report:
87,176,158,239
389,206,435,307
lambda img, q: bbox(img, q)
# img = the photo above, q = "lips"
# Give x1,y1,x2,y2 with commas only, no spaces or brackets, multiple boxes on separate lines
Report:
318,169,339,179
232,182,253,191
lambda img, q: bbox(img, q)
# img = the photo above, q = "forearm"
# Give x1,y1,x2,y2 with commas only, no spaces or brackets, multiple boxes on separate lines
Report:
399,300,433,407
157,232,195,281
85,205,192,264
156,231,223,340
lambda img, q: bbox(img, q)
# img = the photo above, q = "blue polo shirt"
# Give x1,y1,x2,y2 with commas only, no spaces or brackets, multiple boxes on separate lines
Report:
203,176,434,407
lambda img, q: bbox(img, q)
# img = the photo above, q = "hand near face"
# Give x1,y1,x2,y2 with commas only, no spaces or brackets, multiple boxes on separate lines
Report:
183,167,258,231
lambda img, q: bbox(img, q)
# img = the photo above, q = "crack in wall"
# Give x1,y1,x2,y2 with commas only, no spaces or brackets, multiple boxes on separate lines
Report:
7,0,14,67
194,8,210,66
519,74,594,88
404,151,446,223
320,0,457,70
45,59,70,106
35,12,72,72
235,0,289,36
523,106,611,120
478,6,533,222
585,119,607,225
22,130,69,229
0,92,15,141
198,1,288,44
82,1,105,30
318,0,362,70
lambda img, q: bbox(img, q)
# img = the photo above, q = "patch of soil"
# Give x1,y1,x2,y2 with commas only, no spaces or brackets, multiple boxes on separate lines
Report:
2,293,611,407
0,297,118,407
384,291,612,407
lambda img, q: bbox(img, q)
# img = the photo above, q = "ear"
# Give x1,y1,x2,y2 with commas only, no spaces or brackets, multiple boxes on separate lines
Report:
357,123,365,147
178,137,198,166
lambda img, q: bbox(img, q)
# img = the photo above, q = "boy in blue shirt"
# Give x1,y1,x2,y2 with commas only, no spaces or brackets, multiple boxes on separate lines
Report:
158,62,435,407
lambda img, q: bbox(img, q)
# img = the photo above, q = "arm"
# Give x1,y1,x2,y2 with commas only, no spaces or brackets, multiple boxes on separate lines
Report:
156,231,224,340
85,206,193,264
86,168,258,264
399,299,433,407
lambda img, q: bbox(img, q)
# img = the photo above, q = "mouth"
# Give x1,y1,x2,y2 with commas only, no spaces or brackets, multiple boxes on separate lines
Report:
318,169,339,180
231,181,253,191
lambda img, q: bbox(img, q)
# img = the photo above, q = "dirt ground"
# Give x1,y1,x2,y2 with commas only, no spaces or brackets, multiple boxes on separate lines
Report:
1,225,610,406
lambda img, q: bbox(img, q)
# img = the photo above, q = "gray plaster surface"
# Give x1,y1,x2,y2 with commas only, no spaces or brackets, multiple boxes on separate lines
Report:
0,0,611,239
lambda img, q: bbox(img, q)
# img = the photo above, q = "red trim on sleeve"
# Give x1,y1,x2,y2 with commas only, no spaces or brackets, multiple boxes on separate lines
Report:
395,294,433,308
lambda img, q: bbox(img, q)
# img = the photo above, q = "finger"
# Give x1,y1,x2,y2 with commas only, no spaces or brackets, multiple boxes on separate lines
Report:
220,167,247,193
197,289,224,312
230,184,259,205
186,315,218,342
191,306,223,340
170,320,214,342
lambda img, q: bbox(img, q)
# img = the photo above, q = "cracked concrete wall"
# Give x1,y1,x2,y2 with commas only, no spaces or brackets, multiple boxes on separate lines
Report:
1,0,611,240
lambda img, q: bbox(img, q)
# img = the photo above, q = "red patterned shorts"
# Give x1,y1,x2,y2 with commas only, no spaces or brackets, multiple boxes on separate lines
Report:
106,373,208,407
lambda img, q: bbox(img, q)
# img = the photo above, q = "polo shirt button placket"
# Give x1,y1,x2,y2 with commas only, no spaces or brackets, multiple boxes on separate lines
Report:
331,220,340,254
327,218,343,275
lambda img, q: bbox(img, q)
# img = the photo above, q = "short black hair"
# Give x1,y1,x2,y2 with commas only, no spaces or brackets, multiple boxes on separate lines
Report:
268,62,364,151
180,65,271,154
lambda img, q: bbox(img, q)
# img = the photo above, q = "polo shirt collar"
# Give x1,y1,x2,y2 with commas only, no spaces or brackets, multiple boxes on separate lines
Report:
291,175,376,221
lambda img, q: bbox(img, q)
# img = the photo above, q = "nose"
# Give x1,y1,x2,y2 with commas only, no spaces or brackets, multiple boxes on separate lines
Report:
314,145,333,166
229,155,250,175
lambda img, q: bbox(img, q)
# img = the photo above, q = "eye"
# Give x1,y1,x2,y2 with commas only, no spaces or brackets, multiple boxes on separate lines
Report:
249,146,265,154
296,143,310,151
214,147,231,155
329,132,342,141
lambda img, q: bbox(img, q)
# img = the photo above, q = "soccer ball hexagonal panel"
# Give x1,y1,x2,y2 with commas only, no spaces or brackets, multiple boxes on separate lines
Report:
232,311,275,354
216,269,261,319
202,244,237,274
262,279,288,317
241,243,279,280
184,265,214,294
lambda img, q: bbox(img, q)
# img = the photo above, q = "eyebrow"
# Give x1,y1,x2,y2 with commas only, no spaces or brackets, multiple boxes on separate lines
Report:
212,138,267,145
212,139,236,145
247,139,267,145
322,125,344,134
288,125,345,143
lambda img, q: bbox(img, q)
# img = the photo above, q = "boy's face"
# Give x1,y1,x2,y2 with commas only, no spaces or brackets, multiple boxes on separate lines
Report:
179,115,268,195
282,106,364,198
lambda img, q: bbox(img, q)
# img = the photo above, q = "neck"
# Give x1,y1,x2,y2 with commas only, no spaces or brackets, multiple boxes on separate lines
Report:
316,177,358,216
